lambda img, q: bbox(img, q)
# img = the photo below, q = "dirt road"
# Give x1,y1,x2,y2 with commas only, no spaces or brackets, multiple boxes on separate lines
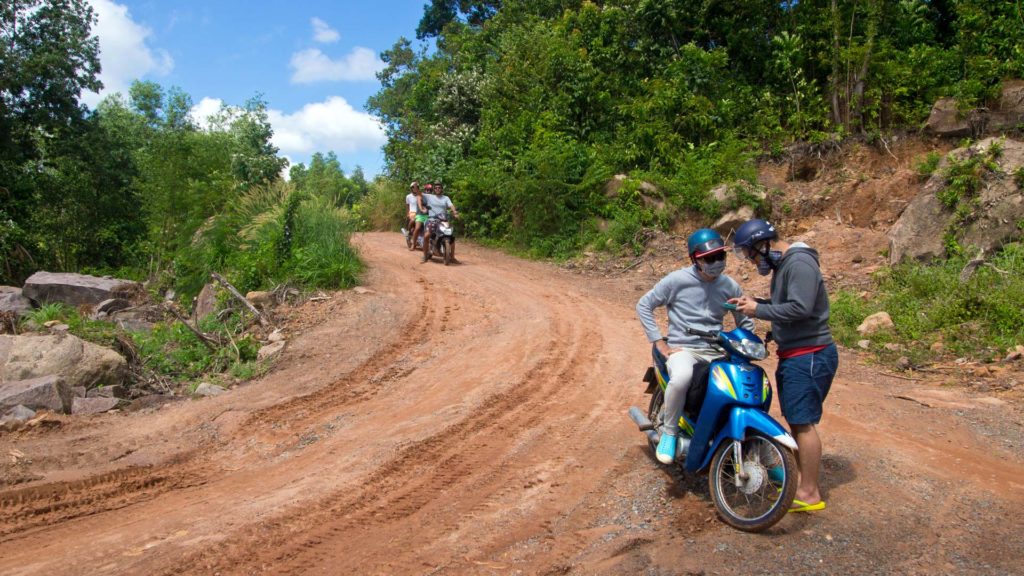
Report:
2,232,1022,575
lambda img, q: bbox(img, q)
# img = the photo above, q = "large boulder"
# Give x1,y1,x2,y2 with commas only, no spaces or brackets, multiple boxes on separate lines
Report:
889,137,1024,264
992,79,1024,131
22,272,142,307
712,206,755,237
0,333,127,390
0,375,72,414
925,97,985,137
0,286,32,317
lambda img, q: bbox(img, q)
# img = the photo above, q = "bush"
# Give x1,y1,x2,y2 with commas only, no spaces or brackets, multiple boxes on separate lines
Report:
830,244,1024,362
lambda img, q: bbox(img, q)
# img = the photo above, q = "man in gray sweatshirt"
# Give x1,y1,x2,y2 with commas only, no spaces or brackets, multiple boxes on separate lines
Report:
636,229,754,465
729,219,838,513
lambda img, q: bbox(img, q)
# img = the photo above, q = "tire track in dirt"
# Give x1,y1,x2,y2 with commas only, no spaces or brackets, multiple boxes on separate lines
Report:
158,259,599,574
0,274,439,543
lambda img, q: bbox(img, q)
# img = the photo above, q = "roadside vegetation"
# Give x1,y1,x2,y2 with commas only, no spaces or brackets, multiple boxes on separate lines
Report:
3,1,1023,366
831,243,1024,365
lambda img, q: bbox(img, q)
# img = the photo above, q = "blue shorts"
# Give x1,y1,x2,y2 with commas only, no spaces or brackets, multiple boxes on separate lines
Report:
775,343,838,426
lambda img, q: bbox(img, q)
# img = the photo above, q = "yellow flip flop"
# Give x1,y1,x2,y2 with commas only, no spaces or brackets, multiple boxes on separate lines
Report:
789,499,826,513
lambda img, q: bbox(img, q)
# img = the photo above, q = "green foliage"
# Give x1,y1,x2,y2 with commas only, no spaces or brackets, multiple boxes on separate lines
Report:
23,303,120,349
132,312,260,383
1014,167,1024,190
831,244,1024,361
916,152,941,180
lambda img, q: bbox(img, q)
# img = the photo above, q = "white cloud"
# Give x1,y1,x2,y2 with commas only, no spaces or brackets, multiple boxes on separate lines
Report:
289,47,384,84
311,17,340,43
189,97,226,127
267,96,386,155
82,0,173,108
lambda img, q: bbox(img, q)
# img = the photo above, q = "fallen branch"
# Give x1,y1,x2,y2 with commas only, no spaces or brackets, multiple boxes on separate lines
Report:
620,256,646,274
211,272,270,327
892,394,932,408
163,302,218,351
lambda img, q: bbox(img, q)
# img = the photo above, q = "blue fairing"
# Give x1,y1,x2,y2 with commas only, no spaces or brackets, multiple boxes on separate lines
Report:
691,406,793,471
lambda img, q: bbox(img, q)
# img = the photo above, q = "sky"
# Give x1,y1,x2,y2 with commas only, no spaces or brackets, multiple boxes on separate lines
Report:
80,0,430,178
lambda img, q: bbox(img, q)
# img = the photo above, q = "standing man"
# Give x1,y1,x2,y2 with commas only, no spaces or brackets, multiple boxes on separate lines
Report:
421,182,459,263
637,229,754,464
729,219,838,513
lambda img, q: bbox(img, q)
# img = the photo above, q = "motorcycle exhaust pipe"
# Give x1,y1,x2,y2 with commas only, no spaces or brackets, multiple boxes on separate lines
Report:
628,406,661,444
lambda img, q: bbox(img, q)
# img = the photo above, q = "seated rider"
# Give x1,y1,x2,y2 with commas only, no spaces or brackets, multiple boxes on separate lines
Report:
635,228,753,464
421,182,459,263
406,182,423,250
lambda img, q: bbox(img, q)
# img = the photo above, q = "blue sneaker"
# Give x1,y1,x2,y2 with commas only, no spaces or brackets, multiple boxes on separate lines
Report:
656,433,677,464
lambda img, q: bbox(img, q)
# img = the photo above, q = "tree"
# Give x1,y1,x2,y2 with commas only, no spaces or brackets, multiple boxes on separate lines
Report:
0,0,102,282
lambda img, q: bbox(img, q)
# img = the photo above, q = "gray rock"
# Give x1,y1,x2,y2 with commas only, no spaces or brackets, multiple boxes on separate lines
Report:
22,271,141,307
889,137,1024,264
192,283,218,322
925,97,980,137
712,206,755,237
0,375,72,414
0,286,32,317
72,386,87,398
267,329,285,343
0,333,127,390
857,312,895,336
87,384,125,399
193,383,225,397
257,340,286,361
95,298,131,315
72,396,120,414
1,404,36,422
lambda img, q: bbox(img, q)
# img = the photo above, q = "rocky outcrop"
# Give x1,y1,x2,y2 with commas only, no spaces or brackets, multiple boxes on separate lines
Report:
0,333,127,390
0,287,32,317
0,375,72,414
889,137,1024,264
22,272,141,307
925,81,1024,137
193,283,218,321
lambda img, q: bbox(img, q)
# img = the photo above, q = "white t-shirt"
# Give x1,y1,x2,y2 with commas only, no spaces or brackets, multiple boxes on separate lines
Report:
406,193,419,213
423,193,454,218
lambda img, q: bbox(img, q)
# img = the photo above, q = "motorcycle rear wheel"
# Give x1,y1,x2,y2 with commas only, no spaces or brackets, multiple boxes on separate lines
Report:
708,432,797,532
646,387,664,455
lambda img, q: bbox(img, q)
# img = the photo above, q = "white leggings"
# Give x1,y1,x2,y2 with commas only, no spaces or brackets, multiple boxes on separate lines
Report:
663,347,721,435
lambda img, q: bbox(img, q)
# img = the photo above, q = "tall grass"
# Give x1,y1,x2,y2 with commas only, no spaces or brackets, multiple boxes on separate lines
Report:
831,243,1024,362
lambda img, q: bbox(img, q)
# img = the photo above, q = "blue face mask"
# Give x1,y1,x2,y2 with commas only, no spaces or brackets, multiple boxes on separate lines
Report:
756,250,783,276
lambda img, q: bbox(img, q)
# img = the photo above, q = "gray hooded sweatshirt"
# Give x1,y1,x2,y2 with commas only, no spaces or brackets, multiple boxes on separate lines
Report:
636,266,754,349
754,245,834,350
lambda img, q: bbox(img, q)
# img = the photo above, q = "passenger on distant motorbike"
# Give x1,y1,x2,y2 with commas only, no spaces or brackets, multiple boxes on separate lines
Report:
406,182,426,251
421,182,459,263
635,228,753,464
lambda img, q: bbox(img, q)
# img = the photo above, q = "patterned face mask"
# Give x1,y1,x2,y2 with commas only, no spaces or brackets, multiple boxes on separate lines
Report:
756,250,783,276
700,259,727,277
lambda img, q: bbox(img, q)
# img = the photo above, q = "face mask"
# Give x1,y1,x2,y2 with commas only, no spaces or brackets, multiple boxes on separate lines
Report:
756,250,783,276
700,260,726,278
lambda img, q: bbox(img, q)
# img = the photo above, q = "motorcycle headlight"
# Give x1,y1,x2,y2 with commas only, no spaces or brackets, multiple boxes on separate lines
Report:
734,338,767,360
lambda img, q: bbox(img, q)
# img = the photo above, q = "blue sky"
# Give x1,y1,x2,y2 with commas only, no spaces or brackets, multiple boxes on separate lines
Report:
81,0,429,177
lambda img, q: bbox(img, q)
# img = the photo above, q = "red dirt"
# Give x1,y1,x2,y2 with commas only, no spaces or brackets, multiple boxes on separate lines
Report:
1,228,1022,575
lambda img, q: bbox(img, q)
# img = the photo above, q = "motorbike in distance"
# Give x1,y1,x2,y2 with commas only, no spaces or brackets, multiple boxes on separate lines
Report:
419,213,460,264
627,323,798,532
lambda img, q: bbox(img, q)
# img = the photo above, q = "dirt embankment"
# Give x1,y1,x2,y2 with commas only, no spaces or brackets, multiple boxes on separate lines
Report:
1,138,1022,575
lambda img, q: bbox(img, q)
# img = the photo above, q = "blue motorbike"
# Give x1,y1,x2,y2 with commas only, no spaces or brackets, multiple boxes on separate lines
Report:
628,327,798,532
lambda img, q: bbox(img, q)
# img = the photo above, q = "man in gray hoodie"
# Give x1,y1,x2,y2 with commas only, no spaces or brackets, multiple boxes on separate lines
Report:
729,219,838,513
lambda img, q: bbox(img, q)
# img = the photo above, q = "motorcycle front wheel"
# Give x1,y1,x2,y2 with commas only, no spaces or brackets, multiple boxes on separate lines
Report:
442,238,453,265
708,432,797,532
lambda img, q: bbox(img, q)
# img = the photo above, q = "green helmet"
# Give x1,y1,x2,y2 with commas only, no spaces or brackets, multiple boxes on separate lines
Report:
687,228,726,258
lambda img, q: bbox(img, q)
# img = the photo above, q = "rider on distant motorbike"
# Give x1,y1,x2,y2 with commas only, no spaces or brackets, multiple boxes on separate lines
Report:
421,182,459,263
636,229,753,464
